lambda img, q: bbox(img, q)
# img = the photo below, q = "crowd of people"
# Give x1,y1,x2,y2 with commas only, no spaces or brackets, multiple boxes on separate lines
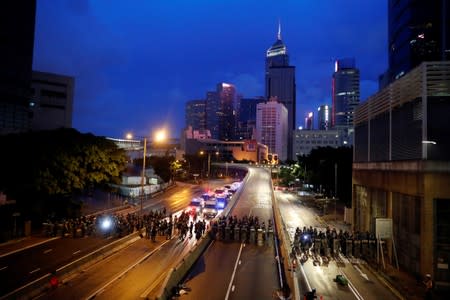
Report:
42,207,213,243
209,215,274,243
42,208,168,239
291,226,377,260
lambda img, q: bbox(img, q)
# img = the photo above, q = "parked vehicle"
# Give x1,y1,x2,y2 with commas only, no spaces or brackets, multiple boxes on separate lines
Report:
203,199,218,218
187,197,204,216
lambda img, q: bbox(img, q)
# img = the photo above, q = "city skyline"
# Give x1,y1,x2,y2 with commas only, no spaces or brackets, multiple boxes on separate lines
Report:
33,0,387,138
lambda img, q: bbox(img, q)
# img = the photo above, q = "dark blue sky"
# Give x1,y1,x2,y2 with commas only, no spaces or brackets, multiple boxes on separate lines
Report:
33,0,387,138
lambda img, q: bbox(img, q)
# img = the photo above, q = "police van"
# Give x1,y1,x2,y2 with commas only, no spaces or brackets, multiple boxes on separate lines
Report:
203,198,218,218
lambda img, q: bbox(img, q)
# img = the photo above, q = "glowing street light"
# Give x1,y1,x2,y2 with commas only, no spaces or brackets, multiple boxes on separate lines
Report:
154,129,166,143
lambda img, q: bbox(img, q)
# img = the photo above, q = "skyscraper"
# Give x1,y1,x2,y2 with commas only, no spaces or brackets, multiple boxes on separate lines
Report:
304,112,313,130
332,58,360,145
185,99,206,130
256,97,288,161
265,23,296,160
379,0,450,88
205,83,237,141
235,97,265,140
205,91,219,139
0,1,37,134
317,104,330,130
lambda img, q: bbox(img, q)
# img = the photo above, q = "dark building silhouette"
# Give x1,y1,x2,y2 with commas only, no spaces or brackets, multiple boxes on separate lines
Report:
205,83,237,141
235,97,265,140
30,71,74,131
0,1,37,134
379,0,450,88
265,23,296,160
185,99,206,130
332,58,360,145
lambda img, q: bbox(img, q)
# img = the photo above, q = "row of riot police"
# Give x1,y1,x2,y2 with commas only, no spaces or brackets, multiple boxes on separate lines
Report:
293,226,378,259
210,215,274,246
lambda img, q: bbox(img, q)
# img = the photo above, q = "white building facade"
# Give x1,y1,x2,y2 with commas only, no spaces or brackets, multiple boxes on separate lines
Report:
256,97,288,161
293,129,341,157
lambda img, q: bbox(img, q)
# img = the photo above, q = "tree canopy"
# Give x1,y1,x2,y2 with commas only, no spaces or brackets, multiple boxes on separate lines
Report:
0,128,127,219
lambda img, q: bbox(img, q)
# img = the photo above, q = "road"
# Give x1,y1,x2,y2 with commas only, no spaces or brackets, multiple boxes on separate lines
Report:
180,167,280,300
276,190,399,300
0,182,215,298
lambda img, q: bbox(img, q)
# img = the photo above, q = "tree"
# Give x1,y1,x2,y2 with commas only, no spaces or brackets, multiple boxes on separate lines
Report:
303,146,353,207
0,128,127,220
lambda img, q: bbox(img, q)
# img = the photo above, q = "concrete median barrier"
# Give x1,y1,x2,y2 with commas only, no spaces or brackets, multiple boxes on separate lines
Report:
151,234,212,300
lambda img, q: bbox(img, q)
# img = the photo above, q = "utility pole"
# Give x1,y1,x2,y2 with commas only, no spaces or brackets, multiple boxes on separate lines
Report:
334,162,337,221
141,138,147,214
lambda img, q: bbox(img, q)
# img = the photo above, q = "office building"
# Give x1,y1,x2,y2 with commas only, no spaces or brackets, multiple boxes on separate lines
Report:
332,58,360,145
205,83,237,141
0,1,37,134
317,104,331,130
184,138,268,165
293,128,340,157
304,112,313,130
185,99,206,130
265,23,296,159
353,61,450,287
235,97,265,140
379,0,450,88
30,71,74,131
256,97,288,161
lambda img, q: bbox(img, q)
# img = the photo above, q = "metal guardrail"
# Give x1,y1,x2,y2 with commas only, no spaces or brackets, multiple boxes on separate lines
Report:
152,169,251,300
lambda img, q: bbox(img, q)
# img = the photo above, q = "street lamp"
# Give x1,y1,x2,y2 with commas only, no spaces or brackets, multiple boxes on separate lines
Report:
200,150,219,178
127,129,167,214
334,163,337,221
126,133,147,214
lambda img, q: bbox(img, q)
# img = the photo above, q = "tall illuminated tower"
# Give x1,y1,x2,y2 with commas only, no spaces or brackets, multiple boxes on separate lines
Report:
332,58,360,145
317,104,330,130
265,22,296,160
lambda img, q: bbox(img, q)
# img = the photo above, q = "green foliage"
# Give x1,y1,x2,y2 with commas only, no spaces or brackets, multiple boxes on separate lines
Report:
298,146,353,207
0,128,127,218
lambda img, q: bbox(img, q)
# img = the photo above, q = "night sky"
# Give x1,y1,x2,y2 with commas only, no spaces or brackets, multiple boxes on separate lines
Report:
33,0,387,139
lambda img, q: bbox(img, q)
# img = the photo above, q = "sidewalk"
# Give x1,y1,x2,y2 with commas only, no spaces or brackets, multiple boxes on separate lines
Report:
0,194,125,258
321,212,444,300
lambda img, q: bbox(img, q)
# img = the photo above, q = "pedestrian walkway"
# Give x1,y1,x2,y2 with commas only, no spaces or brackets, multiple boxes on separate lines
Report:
320,212,445,300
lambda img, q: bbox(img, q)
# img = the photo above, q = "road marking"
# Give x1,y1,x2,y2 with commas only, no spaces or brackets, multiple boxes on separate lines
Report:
354,265,369,281
232,285,235,292
238,260,241,265
0,266,8,271
348,279,365,300
225,243,244,300
73,250,81,255
43,249,53,254
29,268,40,274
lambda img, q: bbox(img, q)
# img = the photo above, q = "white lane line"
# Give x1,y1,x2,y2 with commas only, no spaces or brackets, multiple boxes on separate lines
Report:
225,243,244,300
29,268,40,274
73,250,81,255
348,279,364,300
0,237,60,258
354,265,369,281
88,238,172,300
43,249,53,254
0,266,8,271
232,285,235,292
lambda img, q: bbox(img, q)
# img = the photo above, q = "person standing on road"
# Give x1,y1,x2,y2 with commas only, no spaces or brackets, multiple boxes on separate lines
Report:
423,273,433,299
